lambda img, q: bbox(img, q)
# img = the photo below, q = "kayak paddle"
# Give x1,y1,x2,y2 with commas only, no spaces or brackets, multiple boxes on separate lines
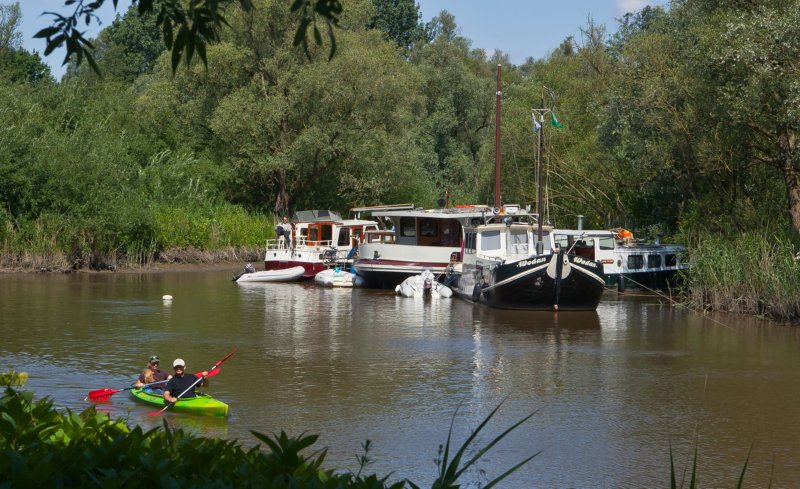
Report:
87,368,223,401
148,348,236,416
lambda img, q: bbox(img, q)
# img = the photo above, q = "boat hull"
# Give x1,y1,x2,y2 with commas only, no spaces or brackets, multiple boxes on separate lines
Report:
130,388,229,417
236,266,305,283
452,252,605,311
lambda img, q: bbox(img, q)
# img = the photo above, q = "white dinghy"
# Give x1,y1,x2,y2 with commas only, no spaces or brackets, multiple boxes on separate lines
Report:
234,264,305,283
395,269,452,298
314,268,366,287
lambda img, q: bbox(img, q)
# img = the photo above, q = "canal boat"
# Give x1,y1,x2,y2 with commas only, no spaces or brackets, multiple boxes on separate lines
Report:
264,210,380,279
352,204,493,288
552,227,688,291
446,70,604,310
445,209,605,310
235,265,305,283
130,388,229,417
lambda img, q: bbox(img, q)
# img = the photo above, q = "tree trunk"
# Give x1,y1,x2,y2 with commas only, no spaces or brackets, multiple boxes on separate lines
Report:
780,129,800,234
274,169,289,215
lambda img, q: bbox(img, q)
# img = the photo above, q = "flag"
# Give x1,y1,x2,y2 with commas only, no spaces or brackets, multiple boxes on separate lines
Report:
550,113,564,128
532,115,541,133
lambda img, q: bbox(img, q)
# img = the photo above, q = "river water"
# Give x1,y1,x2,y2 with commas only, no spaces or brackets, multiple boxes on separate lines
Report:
1,268,799,488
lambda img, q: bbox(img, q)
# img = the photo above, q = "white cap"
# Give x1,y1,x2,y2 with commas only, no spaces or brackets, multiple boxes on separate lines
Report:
173,358,185,367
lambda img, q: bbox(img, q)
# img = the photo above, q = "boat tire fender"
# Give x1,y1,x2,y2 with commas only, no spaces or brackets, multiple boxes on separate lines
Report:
471,283,482,303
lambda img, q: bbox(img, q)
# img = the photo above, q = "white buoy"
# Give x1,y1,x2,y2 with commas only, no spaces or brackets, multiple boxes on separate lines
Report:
162,294,173,301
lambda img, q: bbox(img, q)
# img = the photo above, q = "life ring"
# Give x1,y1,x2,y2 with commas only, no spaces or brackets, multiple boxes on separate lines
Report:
615,228,633,240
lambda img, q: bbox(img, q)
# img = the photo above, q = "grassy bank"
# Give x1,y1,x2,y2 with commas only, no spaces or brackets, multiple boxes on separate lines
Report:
0,204,273,272
684,232,800,322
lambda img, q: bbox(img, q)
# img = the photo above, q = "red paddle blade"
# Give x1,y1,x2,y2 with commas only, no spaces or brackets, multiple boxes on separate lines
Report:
88,388,120,401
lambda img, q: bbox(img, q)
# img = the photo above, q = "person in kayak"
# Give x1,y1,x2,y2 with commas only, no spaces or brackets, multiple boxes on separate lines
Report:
163,358,208,404
133,355,171,391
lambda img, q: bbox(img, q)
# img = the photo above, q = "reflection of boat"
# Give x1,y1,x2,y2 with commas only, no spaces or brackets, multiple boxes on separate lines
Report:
552,227,688,292
235,265,304,283
264,210,379,278
447,70,604,311
130,388,229,417
314,268,365,287
395,269,453,298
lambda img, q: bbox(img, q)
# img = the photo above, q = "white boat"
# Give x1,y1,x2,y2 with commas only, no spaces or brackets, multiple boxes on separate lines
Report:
314,268,365,287
395,269,453,298
552,226,688,292
352,204,492,288
234,265,305,283
264,210,380,279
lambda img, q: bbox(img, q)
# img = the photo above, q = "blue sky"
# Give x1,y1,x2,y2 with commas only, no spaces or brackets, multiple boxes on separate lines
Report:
20,0,668,79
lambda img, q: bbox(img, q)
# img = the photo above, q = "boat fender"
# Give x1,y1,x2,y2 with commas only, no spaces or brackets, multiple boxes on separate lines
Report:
471,283,482,303
438,286,453,299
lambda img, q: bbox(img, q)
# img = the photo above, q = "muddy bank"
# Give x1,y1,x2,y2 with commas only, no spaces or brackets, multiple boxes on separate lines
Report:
0,246,263,274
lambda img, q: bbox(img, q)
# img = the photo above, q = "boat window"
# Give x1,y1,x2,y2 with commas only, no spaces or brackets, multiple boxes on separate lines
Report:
628,255,644,270
647,255,661,269
666,254,677,267
599,237,615,250
510,229,529,254
441,220,460,246
400,217,416,237
420,219,438,237
553,235,569,249
464,232,476,254
338,228,351,246
481,230,501,251
320,224,333,244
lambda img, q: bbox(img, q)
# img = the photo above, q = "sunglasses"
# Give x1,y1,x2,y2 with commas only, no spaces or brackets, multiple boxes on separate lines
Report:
174,365,185,369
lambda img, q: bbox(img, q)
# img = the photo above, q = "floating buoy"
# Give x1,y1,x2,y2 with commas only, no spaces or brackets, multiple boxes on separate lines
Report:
162,294,173,301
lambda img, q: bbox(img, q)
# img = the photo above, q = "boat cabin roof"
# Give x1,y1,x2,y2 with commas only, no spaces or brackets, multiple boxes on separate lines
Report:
291,210,376,227
293,210,342,222
372,204,531,221
552,229,616,238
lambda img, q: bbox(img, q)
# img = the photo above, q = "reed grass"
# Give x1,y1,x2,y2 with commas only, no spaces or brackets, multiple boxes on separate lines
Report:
685,232,800,322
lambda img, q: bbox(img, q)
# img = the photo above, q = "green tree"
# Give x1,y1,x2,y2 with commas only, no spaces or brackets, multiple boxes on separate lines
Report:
369,0,427,51
411,10,496,204
0,2,51,84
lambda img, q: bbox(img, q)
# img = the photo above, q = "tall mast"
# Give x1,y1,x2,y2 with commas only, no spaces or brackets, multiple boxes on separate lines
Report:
494,64,502,209
532,87,556,249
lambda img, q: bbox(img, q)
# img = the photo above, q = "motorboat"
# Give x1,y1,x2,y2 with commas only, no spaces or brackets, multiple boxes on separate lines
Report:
552,226,688,292
264,210,379,279
352,204,492,288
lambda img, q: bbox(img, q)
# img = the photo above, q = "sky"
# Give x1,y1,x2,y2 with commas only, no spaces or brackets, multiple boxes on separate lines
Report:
19,0,668,80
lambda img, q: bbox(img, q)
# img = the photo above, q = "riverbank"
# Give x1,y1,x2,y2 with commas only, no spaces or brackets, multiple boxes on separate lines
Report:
0,245,262,274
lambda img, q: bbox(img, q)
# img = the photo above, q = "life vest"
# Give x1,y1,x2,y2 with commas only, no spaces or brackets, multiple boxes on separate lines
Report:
615,228,633,240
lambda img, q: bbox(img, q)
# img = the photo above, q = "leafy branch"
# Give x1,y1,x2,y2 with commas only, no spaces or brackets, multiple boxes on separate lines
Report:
34,0,342,75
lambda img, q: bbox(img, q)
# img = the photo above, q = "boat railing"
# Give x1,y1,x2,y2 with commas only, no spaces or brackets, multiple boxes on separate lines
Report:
266,237,348,251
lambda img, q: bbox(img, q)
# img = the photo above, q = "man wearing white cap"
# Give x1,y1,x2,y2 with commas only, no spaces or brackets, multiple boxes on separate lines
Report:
163,358,209,404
